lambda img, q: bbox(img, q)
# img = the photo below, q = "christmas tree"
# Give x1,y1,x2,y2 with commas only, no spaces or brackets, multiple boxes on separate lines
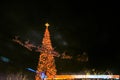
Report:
35,23,58,80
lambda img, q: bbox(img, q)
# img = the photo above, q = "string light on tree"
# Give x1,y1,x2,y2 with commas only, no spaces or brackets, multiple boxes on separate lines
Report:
35,23,59,80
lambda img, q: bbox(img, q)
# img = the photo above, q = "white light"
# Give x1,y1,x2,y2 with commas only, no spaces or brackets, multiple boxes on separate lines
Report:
55,75,120,79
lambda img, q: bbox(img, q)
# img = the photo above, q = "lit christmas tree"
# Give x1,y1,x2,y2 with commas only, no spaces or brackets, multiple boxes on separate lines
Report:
35,23,59,80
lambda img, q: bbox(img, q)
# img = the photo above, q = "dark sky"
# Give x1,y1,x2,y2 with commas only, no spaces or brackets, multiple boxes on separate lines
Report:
0,1,120,73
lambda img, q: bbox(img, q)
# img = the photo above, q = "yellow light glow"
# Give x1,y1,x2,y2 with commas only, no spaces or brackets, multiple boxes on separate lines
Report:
45,23,50,28
45,75,120,79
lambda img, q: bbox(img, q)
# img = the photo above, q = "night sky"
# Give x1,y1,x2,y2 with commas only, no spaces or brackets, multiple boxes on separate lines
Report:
0,1,120,74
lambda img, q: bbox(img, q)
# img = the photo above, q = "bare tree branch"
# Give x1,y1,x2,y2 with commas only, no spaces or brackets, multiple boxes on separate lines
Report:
12,36,36,51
